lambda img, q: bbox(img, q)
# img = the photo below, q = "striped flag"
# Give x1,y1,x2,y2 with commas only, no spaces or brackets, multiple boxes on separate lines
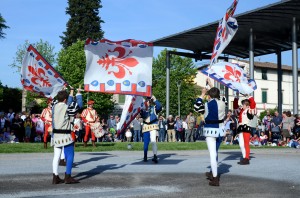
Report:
117,95,145,135
84,39,153,97
210,0,239,65
21,45,68,98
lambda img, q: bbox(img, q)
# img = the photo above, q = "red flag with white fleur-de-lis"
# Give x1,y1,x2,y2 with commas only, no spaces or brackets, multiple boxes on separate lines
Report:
21,45,68,98
84,39,153,97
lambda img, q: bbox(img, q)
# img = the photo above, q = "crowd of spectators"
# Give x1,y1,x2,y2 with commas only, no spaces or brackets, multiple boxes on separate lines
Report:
221,109,300,149
1,107,299,149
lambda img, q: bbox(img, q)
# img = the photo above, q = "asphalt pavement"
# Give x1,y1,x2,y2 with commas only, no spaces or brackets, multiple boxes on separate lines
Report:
0,148,299,198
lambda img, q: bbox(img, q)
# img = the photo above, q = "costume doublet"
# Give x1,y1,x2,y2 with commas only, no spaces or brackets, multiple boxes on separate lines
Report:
81,106,98,143
52,94,82,147
196,98,226,137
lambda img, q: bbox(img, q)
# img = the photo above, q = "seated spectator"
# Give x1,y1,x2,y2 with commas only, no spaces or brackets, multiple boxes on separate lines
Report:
35,134,42,142
259,131,268,146
287,134,300,149
223,130,233,145
232,134,239,145
250,134,260,146
0,133,4,143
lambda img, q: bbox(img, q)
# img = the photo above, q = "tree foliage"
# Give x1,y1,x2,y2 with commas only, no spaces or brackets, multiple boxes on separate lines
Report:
10,39,56,72
57,40,114,116
152,49,200,118
0,13,9,39
0,82,22,113
60,0,104,48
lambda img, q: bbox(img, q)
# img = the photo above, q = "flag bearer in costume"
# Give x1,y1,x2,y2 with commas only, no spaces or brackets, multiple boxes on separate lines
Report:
233,93,256,165
194,82,226,187
41,98,53,149
81,100,98,147
140,95,162,163
52,88,82,184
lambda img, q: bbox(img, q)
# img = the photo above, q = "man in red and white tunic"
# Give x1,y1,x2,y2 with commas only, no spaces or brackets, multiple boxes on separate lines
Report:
81,100,98,147
41,98,53,149
233,94,257,165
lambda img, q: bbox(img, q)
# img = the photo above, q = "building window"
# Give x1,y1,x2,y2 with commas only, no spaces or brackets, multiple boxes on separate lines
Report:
262,90,267,103
118,94,125,104
262,69,268,80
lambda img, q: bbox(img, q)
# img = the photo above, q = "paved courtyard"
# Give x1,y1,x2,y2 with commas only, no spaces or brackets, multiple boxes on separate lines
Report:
0,148,299,198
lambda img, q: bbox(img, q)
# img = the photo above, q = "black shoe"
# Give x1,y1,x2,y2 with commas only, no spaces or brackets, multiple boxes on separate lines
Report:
238,158,250,165
143,157,148,162
59,159,66,166
152,155,158,164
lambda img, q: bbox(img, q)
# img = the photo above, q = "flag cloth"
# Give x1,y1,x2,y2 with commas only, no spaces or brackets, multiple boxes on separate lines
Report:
21,45,68,98
117,95,145,134
84,39,153,97
210,0,239,65
201,62,257,95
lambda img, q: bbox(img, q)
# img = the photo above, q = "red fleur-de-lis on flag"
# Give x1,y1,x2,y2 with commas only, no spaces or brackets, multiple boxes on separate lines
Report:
28,65,52,87
223,64,241,82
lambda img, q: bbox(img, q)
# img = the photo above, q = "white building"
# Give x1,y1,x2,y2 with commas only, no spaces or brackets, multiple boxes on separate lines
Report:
194,59,300,115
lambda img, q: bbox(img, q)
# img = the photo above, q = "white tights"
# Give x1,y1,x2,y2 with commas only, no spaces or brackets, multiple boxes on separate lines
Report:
238,133,245,158
150,130,157,155
52,147,65,175
206,137,218,177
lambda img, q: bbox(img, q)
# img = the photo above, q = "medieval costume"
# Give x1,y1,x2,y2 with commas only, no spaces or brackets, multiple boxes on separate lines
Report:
195,87,226,186
81,100,98,147
233,96,257,165
140,96,162,163
52,90,82,184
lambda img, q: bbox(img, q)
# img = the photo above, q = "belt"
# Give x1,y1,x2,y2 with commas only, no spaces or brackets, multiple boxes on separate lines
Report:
52,129,72,134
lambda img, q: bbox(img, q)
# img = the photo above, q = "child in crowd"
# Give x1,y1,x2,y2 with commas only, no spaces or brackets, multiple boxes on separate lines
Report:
24,117,32,142
125,128,132,142
35,134,42,142
250,134,260,146
223,130,233,145
259,131,268,145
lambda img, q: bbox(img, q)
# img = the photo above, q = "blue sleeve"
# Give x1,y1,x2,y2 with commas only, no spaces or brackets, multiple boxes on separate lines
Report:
75,94,83,109
67,96,73,106
154,100,162,114
140,110,149,119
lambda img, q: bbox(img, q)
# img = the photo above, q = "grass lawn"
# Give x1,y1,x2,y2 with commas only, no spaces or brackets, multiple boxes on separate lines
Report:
0,141,285,153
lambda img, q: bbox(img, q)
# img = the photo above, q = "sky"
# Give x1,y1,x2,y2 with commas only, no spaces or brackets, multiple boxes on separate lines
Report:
0,0,298,88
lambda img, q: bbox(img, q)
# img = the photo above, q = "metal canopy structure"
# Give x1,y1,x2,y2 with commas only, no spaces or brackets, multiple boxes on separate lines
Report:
152,0,300,59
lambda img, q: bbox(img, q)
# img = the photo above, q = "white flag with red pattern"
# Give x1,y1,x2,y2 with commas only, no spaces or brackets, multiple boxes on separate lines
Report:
84,39,153,97
210,0,239,65
21,45,68,98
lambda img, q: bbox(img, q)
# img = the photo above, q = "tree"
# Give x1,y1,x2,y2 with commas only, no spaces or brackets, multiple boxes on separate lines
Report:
57,40,114,116
0,13,9,39
9,39,57,112
60,0,104,48
0,83,22,113
152,49,200,117
10,39,56,72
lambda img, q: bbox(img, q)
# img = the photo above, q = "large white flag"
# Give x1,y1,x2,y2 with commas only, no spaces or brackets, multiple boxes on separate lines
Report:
84,39,153,97
210,0,239,65
21,45,68,98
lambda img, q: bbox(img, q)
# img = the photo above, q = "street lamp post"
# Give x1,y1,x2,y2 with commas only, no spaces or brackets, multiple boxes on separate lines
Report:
177,81,181,118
